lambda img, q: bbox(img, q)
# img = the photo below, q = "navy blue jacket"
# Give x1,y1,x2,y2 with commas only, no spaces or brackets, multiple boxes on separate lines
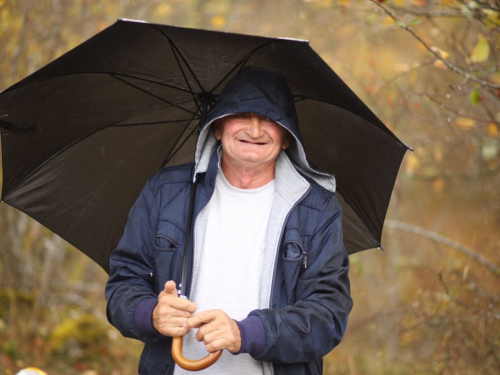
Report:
105,67,352,374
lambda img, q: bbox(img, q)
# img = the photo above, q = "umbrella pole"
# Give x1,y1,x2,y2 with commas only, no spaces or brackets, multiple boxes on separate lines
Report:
171,95,222,370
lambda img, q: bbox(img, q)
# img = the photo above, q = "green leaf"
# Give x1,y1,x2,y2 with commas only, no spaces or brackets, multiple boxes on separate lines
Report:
470,89,481,105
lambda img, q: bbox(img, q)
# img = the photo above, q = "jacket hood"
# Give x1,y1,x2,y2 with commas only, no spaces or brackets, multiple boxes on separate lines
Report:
194,66,336,192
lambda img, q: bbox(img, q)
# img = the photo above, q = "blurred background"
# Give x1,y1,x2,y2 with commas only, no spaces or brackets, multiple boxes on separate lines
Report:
0,0,499,374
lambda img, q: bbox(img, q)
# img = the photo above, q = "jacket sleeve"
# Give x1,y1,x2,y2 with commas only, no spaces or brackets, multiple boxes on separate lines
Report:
249,196,352,364
105,176,161,344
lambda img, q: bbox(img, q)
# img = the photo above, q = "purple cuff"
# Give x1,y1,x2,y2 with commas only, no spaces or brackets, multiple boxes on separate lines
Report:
135,297,161,338
235,315,266,357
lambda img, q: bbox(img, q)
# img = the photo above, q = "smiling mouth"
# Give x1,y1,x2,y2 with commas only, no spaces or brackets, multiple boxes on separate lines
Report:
240,140,266,145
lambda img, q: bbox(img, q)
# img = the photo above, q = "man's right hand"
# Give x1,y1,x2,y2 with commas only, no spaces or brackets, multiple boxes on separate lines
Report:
153,280,197,337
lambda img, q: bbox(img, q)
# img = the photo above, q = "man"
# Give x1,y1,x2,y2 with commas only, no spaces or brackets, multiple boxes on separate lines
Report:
105,67,352,374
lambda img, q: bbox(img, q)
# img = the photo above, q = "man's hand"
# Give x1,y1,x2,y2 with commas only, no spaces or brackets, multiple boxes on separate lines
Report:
185,309,242,353
153,280,197,337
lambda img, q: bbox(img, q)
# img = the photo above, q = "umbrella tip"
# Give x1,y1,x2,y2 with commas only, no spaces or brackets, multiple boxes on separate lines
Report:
118,18,148,24
277,37,310,43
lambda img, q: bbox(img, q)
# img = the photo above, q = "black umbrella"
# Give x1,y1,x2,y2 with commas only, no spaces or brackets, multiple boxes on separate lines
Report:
0,19,410,273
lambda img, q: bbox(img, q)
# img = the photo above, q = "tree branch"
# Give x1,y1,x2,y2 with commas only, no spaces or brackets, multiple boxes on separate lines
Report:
370,0,500,89
391,7,463,18
384,220,500,277
425,94,495,123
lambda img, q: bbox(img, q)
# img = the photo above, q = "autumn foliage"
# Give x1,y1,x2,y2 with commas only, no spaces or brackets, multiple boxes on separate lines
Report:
0,0,499,374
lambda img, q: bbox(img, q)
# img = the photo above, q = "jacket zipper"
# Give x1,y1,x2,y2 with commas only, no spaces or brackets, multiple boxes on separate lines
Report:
168,168,218,375
185,164,218,298
267,185,311,375
268,185,310,306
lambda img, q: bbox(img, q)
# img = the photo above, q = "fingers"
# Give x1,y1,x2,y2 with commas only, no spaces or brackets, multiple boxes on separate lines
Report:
204,338,238,354
152,280,197,337
168,296,198,314
164,280,178,296
186,310,242,353
153,303,192,337
160,281,197,313
185,309,216,329
160,317,193,337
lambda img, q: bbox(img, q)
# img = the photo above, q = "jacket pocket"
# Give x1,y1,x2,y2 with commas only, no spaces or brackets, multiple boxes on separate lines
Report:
282,239,306,305
154,234,178,251
154,220,184,294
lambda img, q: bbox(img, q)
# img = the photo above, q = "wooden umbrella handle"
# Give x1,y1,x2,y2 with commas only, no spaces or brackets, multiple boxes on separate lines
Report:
172,336,223,371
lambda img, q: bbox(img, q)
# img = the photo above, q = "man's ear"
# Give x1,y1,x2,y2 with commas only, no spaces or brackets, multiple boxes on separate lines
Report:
282,130,293,150
213,120,222,141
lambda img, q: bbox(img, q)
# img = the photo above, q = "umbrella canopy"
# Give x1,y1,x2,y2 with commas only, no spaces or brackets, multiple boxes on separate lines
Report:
0,19,410,272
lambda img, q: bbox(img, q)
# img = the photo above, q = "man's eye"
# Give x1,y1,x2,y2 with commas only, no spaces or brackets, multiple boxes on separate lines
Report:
232,113,249,119
260,115,275,123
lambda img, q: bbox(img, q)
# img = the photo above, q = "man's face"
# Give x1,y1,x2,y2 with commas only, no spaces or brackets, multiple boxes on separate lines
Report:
214,113,291,170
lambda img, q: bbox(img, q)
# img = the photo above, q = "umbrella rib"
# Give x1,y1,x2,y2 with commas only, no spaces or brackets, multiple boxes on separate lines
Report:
110,118,197,129
3,71,196,95
147,24,205,112
161,116,199,168
111,74,198,117
108,96,199,128
208,56,250,94
209,39,287,94
163,117,197,163
169,44,203,116
149,24,205,91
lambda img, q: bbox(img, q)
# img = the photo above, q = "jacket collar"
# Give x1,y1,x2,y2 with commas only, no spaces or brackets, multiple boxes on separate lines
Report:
199,146,310,205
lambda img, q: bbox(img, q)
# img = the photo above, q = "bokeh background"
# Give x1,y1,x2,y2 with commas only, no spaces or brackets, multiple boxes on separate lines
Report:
1,0,499,374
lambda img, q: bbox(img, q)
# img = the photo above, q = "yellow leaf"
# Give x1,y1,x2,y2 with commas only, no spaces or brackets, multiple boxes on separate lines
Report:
431,46,449,59
382,15,396,26
433,60,448,69
470,36,490,63
455,117,476,129
487,122,499,137
211,16,226,29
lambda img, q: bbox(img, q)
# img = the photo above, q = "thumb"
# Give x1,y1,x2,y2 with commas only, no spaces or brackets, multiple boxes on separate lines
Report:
164,280,178,296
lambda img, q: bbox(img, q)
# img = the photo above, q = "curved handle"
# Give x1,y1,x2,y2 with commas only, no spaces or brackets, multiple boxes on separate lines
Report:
172,336,223,371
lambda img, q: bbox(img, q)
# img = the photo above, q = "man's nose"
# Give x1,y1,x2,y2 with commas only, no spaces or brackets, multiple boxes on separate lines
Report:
247,116,264,138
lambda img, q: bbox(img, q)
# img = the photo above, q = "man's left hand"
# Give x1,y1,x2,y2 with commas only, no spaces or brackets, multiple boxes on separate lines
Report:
185,309,241,354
